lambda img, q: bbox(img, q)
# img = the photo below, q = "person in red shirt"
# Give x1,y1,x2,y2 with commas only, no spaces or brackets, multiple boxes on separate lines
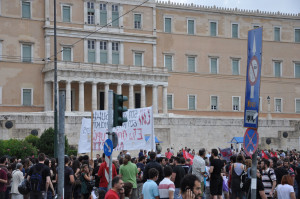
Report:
165,148,173,159
98,153,117,192
105,176,125,199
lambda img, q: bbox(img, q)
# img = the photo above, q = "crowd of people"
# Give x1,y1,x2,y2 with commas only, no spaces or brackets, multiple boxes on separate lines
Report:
0,146,299,199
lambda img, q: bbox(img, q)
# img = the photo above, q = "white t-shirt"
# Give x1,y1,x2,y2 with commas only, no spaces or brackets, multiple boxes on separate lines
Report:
276,184,294,199
158,177,175,198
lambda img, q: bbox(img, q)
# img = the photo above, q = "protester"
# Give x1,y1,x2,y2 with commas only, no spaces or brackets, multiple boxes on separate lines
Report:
242,169,267,199
27,153,51,199
142,168,160,199
136,156,146,199
209,149,224,199
274,160,288,185
172,157,186,199
119,154,138,199
80,164,92,199
56,156,74,199
275,175,296,199
159,166,175,199
98,153,117,192
124,182,133,199
11,163,24,199
0,167,7,199
0,156,10,199
180,174,202,199
192,148,206,199
165,148,173,159
105,176,125,199
230,154,245,199
143,152,164,184
261,159,276,198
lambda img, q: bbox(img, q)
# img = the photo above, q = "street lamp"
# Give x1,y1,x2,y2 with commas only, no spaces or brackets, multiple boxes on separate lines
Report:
267,96,271,120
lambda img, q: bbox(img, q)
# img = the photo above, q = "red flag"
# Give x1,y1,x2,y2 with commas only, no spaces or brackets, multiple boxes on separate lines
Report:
270,152,274,157
261,150,269,159
274,152,278,157
183,150,194,165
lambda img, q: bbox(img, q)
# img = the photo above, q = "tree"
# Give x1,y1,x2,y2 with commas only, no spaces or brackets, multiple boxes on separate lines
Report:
25,134,39,147
0,139,38,159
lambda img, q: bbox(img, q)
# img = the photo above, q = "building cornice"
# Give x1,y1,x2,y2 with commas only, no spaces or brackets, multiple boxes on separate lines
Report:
156,1,300,20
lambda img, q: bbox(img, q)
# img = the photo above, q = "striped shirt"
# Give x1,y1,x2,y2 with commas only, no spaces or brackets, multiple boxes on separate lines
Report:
262,168,276,197
158,177,175,198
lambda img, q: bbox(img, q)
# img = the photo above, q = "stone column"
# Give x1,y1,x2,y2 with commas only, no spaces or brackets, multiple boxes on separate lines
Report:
92,82,97,111
129,84,134,109
44,82,51,111
66,81,71,112
152,85,158,114
117,83,122,94
163,85,168,114
141,84,146,108
79,81,85,112
105,82,109,110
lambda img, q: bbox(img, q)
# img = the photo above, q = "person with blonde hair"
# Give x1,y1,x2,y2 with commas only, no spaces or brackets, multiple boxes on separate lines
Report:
275,175,296,199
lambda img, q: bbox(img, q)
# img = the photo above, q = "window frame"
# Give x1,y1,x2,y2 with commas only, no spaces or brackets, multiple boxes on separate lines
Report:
232,96,241,111
210,95,218,111
167,94,174,110
61,46,73,62
21,88,33,106
295,28,300,43
187,18,195,35
87,2,95,25
61,4,72,23
21,43,33,63
164,54,173,71
100,40,108,64
209,20,218,37
0,86,2,105
231,58,240,75
99,3,107,26
209,57,219,74
294,62,300,78
111,4,119,27
21,1,31,19
187,55,196,73
231,22,239,38
295,98,300,113
112,41,120,65
87,39,95,63
133,13,142,29
188,94,196,110
164,16,172,33
273,61,282,77
0,40,2,61
133,51,143,66
274,26,281,42
274,98,282,113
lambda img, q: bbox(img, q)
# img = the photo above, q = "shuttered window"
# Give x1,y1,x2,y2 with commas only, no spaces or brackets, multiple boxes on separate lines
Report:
63,47,71,61
164,18,171,33
164,55,172,71
22,2,31,19
211,96,218,110
100,4,107,26
295,29,300,43
22,89,32,106
22,44,32,62
232,59,239,75
63,6,71,22
112,42,119,65
188,57,195,72
232,24,238,38
296,99,300,113
88,40,95,63
295,63,300,78
167,95,173,110
187,20,194,35
210,22,217,36
233,97,239,111
188,95,196,110
275,99,282,112
134,14,141,29
274,27,280,41
100,41,107,64
112,5,119,27
274,62,281,77
134,52,142,66
210,58,218,74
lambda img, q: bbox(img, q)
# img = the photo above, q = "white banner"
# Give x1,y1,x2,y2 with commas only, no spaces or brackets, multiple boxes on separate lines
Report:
78,118,92,154
78,107,155,153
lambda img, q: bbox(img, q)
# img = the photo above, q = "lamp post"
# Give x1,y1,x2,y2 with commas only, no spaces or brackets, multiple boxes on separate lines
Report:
267,96,272,120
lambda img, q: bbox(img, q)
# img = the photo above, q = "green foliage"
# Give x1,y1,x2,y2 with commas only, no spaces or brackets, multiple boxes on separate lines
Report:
37,127,70,158
25,134,39,147
0,139,38,159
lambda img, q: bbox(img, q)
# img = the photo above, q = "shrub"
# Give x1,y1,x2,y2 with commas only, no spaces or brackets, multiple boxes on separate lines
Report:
25,134,39,147
0,139,38,159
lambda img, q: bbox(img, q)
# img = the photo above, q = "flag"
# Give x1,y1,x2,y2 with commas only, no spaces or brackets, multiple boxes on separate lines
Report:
219,147,233,162
270,152,275,157
183,150,194,165
261,150,269,159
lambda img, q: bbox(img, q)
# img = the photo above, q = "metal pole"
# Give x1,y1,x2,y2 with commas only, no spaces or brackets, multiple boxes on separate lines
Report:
58,91,65,199
53,0,58,158
107,90,113,189
250,150,257,199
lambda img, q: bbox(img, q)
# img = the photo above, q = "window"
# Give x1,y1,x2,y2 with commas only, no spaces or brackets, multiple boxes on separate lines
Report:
88,40,95,63
62,47,71,61
210,57,218,74
22,44,32,62
232,23,239,38
295,29,300,43
187,56,196,72
100,41,107,64
62,5,71,22
22,88,32,106
164,17,171,33
0,41,2,61
112,42,119,64
164,55,173,71
232,96,240,111
295,63,300,78
167,94,173,110
87,2,94,24
22,1,31,19
274,61,281,77
100,3,107,26
134,52,142,66
210,21,217,36
134,14,141,29
0,86,2,104
188,95,196,110
232,59,239,75
275,98,282,112
274,27,280,41
112,5,119,27
296,99,300,113
211,96,218,110
187,19,194,35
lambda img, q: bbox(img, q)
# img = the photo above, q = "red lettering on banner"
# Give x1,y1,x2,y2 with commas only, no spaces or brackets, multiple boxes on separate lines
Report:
135,128,143,140
138,110,151,126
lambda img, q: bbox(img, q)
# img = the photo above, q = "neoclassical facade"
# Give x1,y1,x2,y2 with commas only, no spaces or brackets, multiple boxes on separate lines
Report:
0,0,299,119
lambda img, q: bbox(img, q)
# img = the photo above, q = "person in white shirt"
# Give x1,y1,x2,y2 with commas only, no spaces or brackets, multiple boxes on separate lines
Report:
11,163,24,199
159,166,175,199
276,174,296,199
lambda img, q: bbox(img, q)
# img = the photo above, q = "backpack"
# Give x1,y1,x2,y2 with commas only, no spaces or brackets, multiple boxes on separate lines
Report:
30,166,43,192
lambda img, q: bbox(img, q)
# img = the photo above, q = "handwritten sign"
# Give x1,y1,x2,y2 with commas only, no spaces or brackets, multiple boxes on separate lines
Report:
78,118,92,154
78,107,155,153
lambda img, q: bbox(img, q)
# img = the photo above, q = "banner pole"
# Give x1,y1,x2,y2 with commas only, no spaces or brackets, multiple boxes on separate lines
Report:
108,90,113,189
91,111,93,159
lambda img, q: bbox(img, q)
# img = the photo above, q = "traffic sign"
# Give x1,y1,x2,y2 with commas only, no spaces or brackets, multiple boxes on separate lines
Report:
104,139,113,157
244,27,263,129
243,128,259,157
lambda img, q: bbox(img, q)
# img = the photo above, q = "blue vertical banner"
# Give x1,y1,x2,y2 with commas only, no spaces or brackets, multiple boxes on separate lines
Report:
244,27,263,129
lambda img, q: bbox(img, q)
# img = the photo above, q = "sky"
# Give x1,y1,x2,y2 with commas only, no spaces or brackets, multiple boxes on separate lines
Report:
160,0,300,14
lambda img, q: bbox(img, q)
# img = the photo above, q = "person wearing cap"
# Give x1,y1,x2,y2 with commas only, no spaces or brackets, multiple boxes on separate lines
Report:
11,163,24,199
